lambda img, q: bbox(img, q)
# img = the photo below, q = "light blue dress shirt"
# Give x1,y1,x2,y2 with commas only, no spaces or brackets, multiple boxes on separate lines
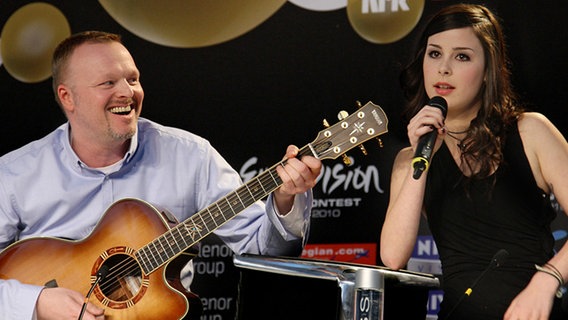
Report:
0,118,312,319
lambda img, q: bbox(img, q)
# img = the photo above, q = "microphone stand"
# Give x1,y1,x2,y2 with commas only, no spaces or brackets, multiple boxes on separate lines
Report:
444,249,509,320
78,265,109,320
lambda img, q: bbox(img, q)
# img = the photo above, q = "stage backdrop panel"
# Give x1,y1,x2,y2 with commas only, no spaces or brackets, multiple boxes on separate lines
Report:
1,1,567,319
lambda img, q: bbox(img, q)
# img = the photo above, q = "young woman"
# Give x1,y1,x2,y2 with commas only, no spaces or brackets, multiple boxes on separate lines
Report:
380,4,568,319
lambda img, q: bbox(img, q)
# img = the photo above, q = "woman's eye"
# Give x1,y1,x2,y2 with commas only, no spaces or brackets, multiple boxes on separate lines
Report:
456,53,470,61
427,50,441,58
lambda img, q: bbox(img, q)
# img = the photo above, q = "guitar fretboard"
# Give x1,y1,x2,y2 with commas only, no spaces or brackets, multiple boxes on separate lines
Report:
135,146,314,275
132,101,388,276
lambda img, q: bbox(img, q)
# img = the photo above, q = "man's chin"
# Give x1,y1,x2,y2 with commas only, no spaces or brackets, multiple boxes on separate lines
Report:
109,128,136,142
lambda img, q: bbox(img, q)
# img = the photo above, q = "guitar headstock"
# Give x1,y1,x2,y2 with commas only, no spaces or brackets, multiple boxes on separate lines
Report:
310,101,388,161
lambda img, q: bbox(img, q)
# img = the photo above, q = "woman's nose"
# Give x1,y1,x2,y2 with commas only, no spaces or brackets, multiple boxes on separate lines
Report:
438,60,452,76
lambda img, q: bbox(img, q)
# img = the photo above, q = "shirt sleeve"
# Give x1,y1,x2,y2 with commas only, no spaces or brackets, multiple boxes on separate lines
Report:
266,192,312,241
0,172,42,319
0,176,19,249
213,190,312,257
0,280,43,320
200,143,312,257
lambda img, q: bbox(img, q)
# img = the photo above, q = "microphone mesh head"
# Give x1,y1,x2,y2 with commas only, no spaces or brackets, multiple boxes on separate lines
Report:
493,249,509,267
429,96,448,117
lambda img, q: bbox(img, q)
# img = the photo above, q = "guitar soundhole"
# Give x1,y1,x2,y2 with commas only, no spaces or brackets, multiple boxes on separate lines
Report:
99,253,144,303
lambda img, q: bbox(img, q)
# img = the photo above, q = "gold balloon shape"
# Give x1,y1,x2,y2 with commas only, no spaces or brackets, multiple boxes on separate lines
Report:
1,2,70,83
98,0,287,48
347,0,424,44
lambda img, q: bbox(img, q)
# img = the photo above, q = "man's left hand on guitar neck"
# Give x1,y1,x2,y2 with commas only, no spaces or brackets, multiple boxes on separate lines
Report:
274,145,322,214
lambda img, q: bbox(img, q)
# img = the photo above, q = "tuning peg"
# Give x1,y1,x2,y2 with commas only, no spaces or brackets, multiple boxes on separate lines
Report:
323,119,330,128
358,144,368,155
345,102,371,155
333,112,353,165
337,110,349,121
356,100,384,148
377,138,384,148
342,154,352,166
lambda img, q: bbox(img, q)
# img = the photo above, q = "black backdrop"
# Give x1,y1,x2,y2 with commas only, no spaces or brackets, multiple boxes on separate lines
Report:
1,1,568,319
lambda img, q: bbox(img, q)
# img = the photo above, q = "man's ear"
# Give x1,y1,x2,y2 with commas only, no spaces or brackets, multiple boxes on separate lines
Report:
57,84,74,113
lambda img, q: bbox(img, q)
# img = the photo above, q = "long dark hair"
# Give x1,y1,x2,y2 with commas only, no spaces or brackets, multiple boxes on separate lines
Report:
400,4,522,180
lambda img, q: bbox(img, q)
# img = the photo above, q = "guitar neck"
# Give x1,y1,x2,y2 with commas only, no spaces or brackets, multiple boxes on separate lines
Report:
134,101,389,275
135,145,315,275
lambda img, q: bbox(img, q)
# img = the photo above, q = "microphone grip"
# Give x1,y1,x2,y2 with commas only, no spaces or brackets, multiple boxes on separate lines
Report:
411,96,448,180
411,130,438,180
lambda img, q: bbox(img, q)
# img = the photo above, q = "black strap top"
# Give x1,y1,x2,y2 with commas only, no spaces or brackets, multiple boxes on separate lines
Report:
424,122,557,318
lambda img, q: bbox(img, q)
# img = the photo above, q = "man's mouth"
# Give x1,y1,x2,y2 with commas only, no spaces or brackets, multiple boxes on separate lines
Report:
109,105,133,115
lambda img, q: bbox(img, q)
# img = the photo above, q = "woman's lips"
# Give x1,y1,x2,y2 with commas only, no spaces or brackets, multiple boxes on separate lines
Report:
434,82,454,95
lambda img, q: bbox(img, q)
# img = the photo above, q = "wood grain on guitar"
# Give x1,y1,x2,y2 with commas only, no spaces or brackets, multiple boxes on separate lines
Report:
0,101,388,319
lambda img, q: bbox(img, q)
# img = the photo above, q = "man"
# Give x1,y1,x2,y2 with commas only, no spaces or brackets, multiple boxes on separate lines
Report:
0,31,322,320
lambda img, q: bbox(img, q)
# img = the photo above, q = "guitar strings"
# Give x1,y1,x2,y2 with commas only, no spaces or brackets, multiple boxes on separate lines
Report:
94,110,382,299
95,144,320,298
94,160,289,296
94,112,376,298
141,156,296,264
138,144,318,271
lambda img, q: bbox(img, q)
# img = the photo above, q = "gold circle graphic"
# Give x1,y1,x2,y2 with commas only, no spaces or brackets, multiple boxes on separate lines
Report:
1,2,70,83
98,0,287,48
347,0,424,44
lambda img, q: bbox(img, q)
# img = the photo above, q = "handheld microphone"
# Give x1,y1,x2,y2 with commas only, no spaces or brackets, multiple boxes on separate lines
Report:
443,249,509,320
411,96,448,180
77,265,109,320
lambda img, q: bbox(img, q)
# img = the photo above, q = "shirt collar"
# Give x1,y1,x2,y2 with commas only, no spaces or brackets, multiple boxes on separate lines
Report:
125,128,138,163
63,122,139,172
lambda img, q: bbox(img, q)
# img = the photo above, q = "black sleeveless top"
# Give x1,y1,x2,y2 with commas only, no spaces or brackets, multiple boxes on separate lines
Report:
424,122,564,319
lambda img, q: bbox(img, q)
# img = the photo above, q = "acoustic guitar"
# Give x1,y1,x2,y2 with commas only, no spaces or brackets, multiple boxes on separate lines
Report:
0,101,388,319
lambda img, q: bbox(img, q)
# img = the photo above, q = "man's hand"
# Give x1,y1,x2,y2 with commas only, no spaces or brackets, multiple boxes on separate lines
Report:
37,287,105,320
274,145,322,214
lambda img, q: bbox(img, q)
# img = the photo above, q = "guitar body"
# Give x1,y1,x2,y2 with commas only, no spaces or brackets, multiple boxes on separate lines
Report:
0,199,200,320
